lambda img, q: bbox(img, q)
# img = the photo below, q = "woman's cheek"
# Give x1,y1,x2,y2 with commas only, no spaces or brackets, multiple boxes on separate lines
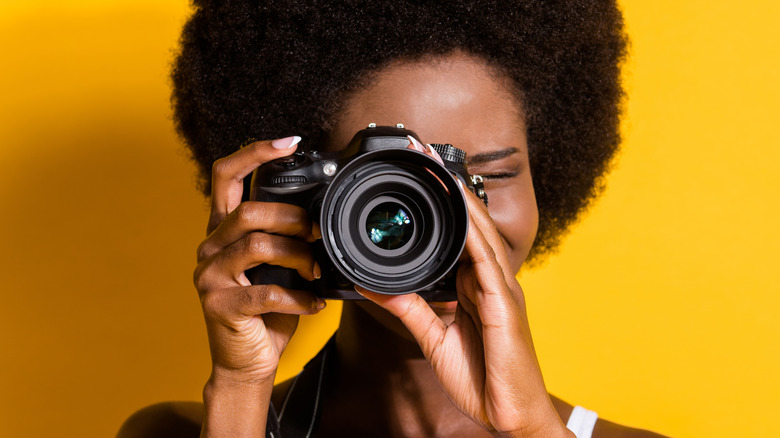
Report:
486,183,538,270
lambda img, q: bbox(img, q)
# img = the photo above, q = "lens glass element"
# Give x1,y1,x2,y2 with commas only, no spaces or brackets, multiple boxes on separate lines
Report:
365,202,413,250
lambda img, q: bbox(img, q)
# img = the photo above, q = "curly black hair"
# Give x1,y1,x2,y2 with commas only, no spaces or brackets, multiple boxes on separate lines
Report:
171,0,628,264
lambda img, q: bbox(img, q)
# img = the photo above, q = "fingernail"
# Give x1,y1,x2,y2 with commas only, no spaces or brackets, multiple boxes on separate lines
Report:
353,285,366,296
427,144,444,163
313,262,322,280
272,136,302,150
407,135,425,153
312,222,322,241
315,298,327,310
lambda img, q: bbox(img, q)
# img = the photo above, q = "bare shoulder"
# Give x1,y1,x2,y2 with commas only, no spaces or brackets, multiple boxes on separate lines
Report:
550,395,668,438
117,401,203,438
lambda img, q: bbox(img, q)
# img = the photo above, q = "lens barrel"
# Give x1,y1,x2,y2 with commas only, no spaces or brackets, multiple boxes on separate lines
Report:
320,149,468,294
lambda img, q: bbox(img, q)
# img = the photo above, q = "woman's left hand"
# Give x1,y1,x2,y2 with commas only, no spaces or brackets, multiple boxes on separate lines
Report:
356,140,573,438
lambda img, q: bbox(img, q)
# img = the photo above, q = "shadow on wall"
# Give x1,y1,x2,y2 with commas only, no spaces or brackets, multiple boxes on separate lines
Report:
0,99,341,437
0,104,211,437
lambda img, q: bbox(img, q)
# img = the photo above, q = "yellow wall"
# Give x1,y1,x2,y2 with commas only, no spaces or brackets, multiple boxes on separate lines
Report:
1,1,777,436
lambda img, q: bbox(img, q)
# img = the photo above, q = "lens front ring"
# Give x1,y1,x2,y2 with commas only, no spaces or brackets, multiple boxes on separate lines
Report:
320,149,468,294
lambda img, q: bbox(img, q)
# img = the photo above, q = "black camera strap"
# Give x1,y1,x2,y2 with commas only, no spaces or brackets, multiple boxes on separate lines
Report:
271,336,334,438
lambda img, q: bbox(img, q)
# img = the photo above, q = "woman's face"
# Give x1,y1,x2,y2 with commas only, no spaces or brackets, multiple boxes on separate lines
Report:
327,52,538,320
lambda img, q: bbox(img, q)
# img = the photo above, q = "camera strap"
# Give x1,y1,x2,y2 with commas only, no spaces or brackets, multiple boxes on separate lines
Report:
273,336,334,438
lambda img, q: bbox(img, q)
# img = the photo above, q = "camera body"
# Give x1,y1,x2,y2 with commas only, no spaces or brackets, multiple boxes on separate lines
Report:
247,124,485,301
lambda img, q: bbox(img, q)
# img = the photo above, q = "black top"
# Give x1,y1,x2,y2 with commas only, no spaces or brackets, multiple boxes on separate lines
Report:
267,337,334,438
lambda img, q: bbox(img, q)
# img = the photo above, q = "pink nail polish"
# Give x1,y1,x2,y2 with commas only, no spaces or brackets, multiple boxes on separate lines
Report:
407,135,425,153
272,136,302,150
427,144,444,163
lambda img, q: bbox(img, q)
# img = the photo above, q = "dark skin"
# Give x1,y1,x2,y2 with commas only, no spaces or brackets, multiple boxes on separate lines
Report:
118,52,666,438
307,54,548,437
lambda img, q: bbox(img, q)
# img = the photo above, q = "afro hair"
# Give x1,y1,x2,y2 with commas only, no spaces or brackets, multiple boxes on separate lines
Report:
171,0,629,263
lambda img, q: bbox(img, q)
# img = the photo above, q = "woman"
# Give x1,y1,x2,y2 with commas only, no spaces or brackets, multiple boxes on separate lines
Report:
121,1,666,436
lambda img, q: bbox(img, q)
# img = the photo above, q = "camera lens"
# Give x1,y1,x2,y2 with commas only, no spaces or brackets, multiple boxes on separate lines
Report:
320,148,468,295
366,202,413,250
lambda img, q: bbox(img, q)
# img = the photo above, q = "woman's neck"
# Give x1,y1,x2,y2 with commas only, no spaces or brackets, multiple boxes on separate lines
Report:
315,301,489,437
336,300,424,364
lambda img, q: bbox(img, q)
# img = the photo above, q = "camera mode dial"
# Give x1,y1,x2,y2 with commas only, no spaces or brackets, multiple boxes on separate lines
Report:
429,143,466,165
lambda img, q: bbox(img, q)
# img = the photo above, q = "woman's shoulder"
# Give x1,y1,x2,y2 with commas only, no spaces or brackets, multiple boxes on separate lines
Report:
116,392,667,438
117,401,203,438
551,395,669,438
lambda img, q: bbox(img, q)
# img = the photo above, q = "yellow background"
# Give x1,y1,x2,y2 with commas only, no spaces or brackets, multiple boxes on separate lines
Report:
1,1,778,437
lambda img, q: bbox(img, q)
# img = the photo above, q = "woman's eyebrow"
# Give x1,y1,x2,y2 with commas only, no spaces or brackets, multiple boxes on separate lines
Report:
466,147,519,165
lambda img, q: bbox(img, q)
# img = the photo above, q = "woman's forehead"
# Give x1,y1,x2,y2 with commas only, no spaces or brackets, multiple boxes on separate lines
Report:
326,53,526,155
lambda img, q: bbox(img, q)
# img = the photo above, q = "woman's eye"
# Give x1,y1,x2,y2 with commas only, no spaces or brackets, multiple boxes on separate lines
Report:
482,171,519,181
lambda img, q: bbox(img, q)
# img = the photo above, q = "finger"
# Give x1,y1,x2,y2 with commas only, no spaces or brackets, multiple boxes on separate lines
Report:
451,286,483,343
208,136,302,234
198,201,319,261
196,232,319,290
455,279,483,334
354,286,448,359
459,181,513,276
407,135,454,199
426,143,445,164
407,135,446,165
459,206,520,315
458,228,531,386
453,296,485,356
201,284,325,323
407,135,427,153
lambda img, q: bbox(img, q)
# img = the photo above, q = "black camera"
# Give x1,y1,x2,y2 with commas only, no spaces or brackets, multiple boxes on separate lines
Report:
247,124,486,301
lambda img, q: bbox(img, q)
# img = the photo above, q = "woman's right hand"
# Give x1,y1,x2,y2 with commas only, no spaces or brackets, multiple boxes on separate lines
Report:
193,136,324,435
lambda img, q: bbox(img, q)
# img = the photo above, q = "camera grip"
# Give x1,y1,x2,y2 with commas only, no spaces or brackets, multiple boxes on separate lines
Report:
245,263,310,291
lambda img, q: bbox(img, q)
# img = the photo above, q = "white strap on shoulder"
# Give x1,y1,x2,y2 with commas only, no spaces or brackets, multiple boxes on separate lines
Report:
566,406,598,438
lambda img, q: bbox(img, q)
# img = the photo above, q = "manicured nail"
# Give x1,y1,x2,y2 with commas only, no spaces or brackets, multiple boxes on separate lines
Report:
407,135,425,153
353,285,366,296
272,136,302,150
313,262,322,280
427,144,444,163
315,298,327,311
